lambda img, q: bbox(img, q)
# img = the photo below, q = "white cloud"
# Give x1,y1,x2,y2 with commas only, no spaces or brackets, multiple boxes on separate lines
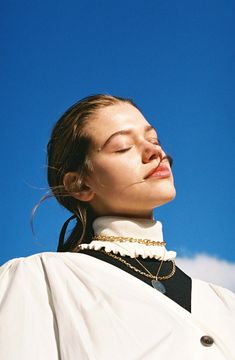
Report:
177,254,235,292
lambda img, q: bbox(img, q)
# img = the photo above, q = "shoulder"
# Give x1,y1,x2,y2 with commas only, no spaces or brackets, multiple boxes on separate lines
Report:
0,251,112,287
192,278,235,310
1,252,63,276
0,252,100,309
0,252,93,289
0,252,123,316
0,251,91,274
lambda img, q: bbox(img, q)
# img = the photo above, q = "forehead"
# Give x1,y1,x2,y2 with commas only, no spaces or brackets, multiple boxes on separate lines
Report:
85,103,153,144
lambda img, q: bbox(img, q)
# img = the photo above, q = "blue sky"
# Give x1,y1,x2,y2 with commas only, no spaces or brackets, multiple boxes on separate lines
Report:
1,0,235,272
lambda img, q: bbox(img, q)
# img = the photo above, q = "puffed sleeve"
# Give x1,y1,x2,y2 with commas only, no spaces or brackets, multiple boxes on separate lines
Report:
0,255,60,360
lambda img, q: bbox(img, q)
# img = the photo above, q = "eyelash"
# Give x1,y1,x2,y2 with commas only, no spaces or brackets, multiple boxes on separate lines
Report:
115,139,161,153
149,138,161,146
115,147,132,153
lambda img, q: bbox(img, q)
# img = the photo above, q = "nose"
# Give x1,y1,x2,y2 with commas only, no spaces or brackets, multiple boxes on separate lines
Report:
141,140,163,164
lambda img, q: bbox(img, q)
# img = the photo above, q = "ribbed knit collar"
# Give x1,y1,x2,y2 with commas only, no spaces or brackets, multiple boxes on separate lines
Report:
80,216,176,260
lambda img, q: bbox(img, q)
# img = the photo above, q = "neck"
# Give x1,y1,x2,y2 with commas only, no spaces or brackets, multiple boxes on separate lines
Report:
92,209,154,220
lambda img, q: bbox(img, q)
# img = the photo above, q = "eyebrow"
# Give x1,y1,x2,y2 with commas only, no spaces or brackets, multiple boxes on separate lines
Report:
98,125,157,151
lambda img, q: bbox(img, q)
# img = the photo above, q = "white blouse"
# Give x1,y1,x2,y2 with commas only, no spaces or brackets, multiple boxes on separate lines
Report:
0,252,235,359
0,217,235,359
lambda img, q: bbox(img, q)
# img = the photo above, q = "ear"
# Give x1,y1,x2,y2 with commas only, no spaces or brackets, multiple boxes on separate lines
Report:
63,172,95,202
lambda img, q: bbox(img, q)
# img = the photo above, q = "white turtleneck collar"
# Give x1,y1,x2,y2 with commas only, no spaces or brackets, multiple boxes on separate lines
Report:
79,216,176,261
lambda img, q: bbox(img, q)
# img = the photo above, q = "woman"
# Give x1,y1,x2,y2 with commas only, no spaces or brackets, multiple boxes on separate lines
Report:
0,94,234,359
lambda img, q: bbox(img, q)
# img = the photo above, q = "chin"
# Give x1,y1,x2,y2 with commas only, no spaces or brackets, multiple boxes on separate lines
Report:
153,186,176,208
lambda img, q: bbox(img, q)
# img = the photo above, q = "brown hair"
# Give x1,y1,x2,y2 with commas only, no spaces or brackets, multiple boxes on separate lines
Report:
47,94,137,252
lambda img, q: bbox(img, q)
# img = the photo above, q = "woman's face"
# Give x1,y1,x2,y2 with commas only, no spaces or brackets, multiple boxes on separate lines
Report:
84,102,176,218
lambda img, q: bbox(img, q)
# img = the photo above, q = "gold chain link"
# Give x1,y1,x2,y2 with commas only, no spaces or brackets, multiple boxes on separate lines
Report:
92,235,166,247
99,250,176,281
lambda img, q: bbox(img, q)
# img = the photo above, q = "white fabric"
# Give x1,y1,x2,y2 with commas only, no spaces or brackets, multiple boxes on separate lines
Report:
80,216,176,260
0,252,235,359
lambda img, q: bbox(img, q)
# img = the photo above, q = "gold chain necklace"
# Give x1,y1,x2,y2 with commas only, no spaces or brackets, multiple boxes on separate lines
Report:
92,235,166,247
99,249,176,294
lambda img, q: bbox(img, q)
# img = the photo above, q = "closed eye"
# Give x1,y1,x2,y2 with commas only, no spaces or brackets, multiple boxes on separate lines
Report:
148,138,161,146
115,147,132,153
115,139,161,153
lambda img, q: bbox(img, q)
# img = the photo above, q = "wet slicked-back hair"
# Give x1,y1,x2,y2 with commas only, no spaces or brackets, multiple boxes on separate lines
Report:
47,94,137,252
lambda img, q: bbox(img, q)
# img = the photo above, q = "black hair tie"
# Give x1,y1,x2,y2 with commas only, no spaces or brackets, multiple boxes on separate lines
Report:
57,215,77,252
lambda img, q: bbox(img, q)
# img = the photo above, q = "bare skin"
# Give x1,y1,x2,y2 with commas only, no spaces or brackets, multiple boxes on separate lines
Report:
65,103,176,219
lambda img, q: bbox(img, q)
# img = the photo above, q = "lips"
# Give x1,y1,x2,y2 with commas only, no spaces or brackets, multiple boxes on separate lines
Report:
144,163,171,180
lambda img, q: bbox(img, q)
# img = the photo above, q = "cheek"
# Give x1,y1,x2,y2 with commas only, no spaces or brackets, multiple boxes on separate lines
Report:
91,157,140,188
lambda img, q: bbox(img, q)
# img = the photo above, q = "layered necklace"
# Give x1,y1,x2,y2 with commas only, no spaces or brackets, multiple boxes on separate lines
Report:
79,216,177,294
97,246,176,294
